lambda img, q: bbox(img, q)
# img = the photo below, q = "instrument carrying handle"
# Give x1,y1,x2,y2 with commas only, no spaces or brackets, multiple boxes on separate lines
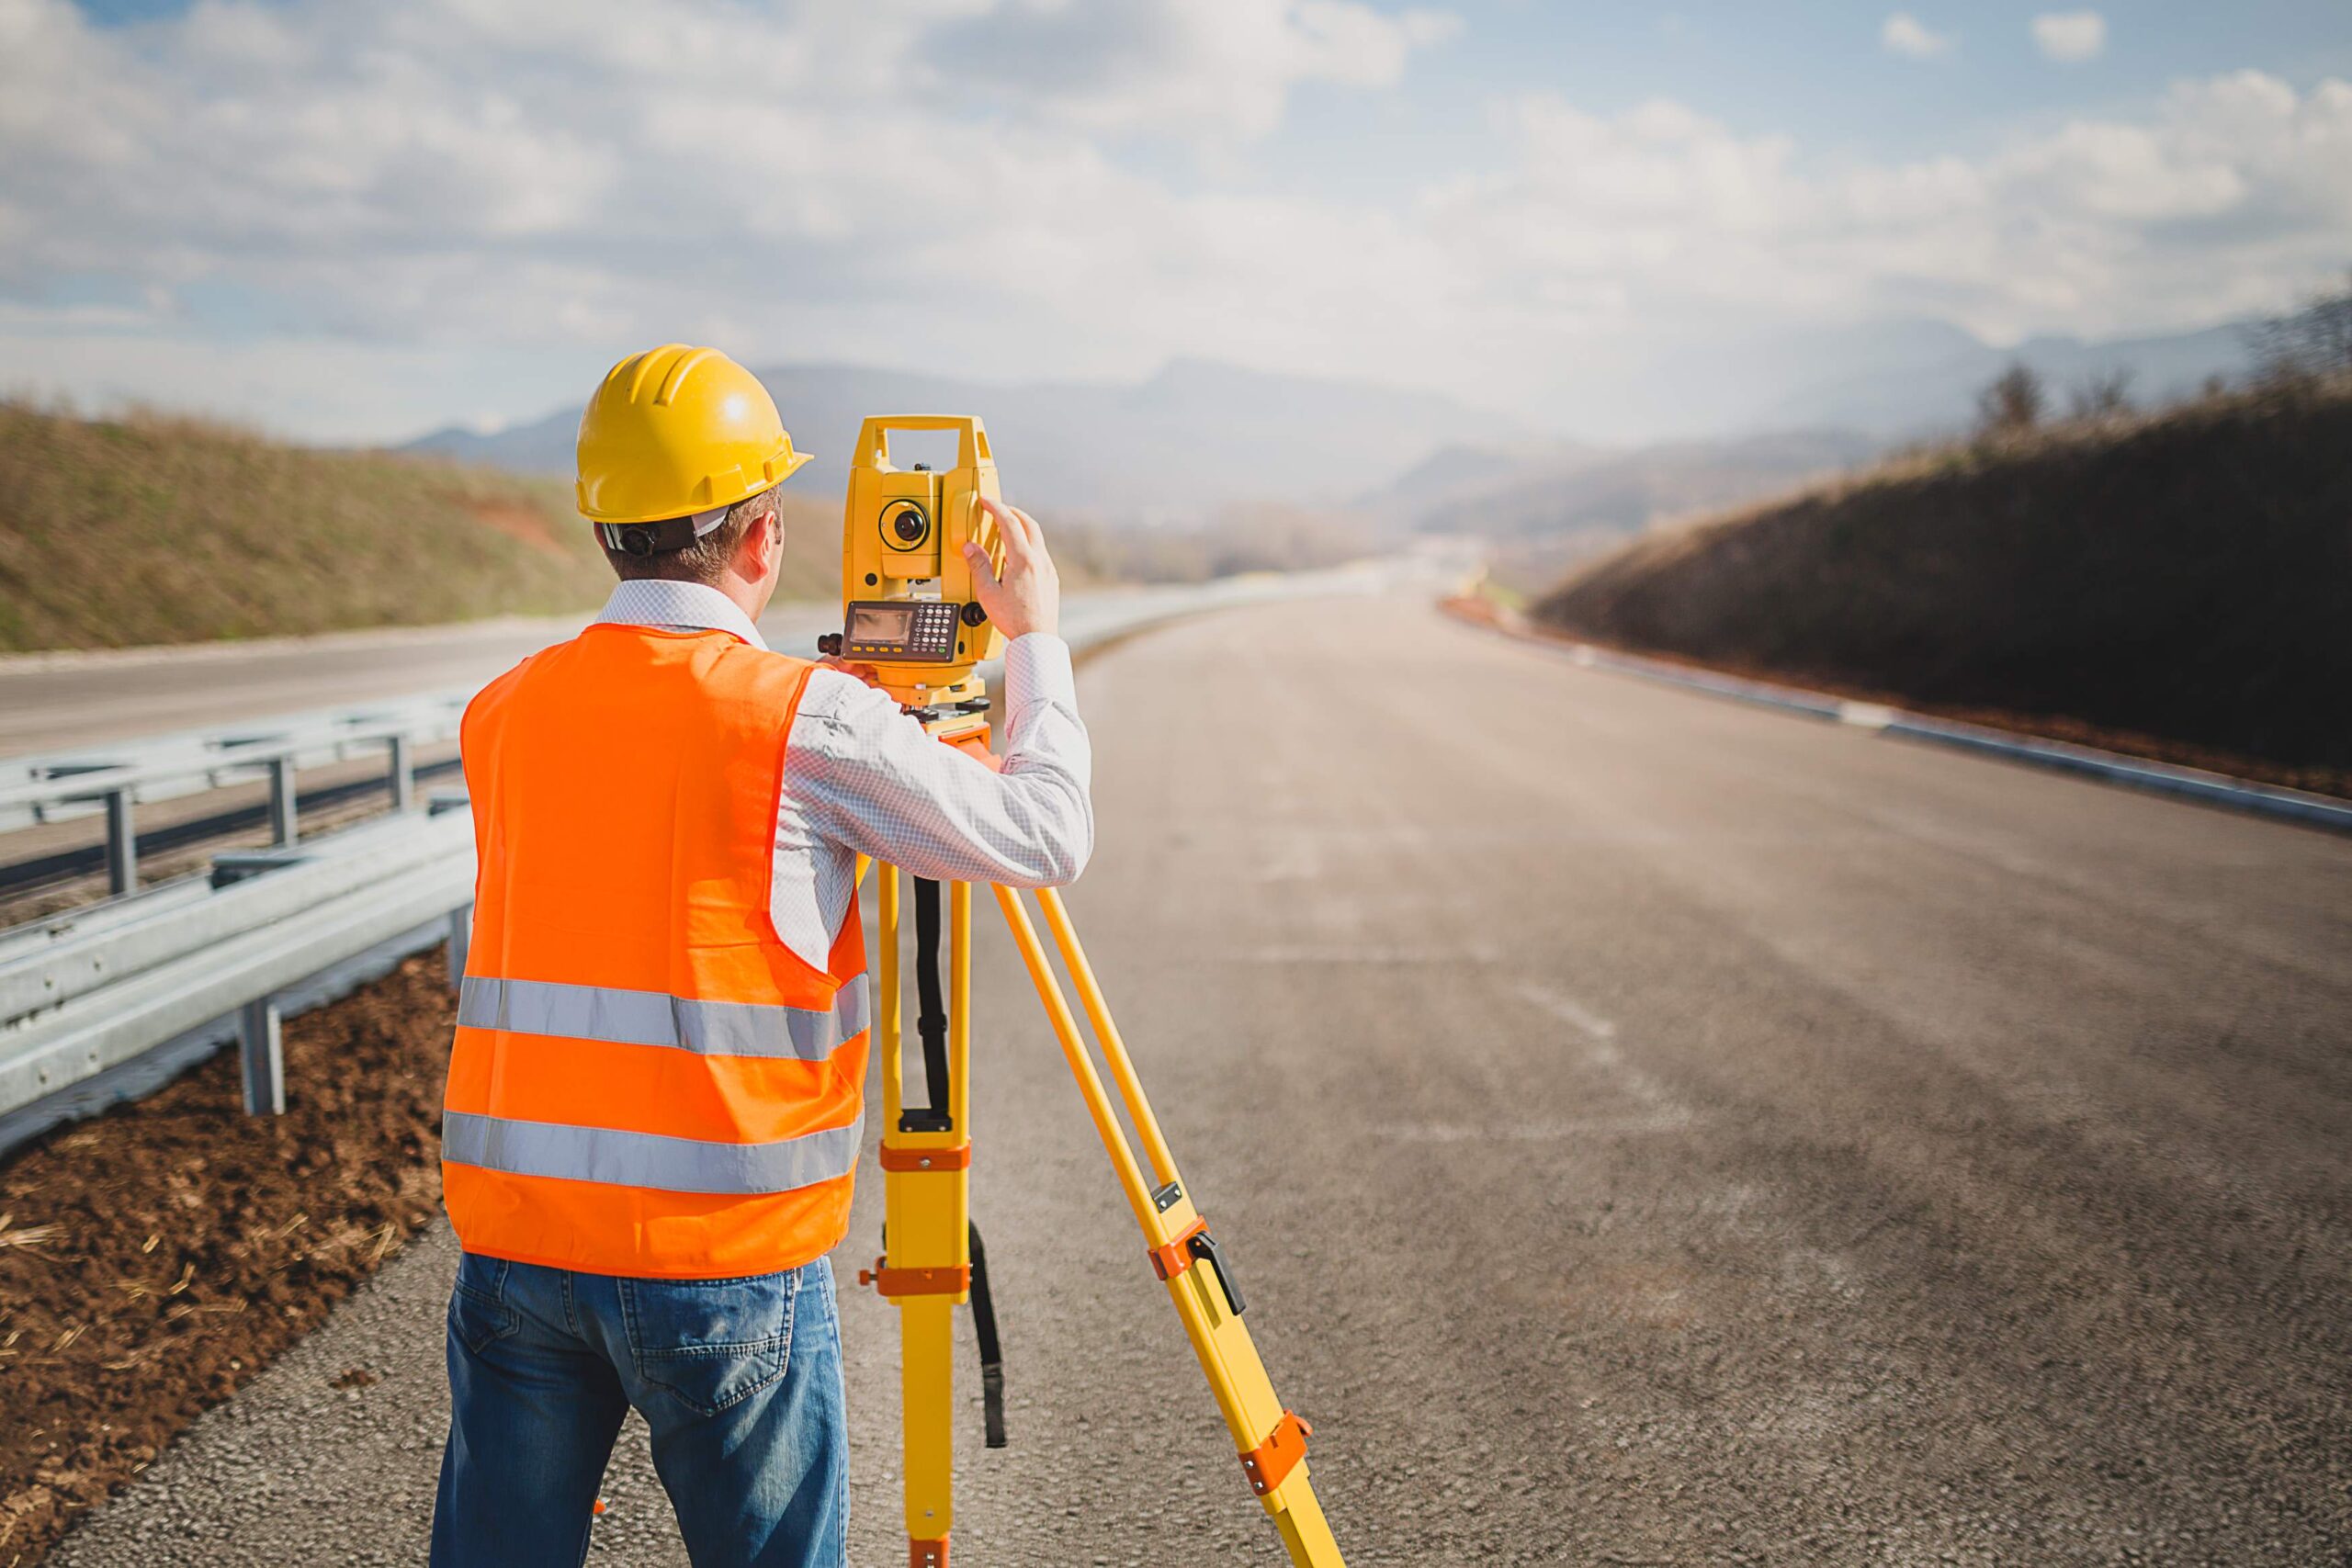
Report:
853,415,992,474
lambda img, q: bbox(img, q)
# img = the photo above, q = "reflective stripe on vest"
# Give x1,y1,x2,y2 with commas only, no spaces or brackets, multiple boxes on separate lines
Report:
442,1110,865,1196
457,976,870,1062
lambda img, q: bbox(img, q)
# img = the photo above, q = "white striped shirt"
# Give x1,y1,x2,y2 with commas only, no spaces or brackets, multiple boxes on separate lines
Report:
594,580,1092,971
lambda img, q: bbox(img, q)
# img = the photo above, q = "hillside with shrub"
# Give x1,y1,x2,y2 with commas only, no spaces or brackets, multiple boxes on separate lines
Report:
1532,377,2352,795
0,401,844,652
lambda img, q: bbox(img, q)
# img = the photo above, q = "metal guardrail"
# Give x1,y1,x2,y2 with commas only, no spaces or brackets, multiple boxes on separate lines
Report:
0,693,469,893
0,809,476,1145
0,567,1396,1156
0,574,1379,897
0,812,469,1028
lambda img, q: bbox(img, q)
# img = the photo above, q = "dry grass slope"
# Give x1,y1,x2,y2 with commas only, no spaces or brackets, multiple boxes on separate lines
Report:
1533,382,2352,793
0,402,844,653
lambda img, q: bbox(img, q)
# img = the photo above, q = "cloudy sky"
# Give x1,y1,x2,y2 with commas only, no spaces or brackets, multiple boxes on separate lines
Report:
2,0,2347,442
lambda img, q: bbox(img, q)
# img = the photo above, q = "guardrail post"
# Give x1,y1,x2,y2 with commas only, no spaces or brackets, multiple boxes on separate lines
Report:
389,733,415,813
104,786,138,896
267,756,299,846
446,903,471,990
239,996,286,1114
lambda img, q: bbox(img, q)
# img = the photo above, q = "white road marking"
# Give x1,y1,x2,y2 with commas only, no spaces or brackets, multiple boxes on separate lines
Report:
1250,839,1322,883
1236,944,1503,964
1516,982,1694,1123
1374,1116,1691,1141
1584,1040,1687,1115
1515,981,1617,1040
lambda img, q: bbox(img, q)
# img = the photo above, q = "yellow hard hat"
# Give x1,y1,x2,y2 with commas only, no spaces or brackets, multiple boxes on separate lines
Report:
574,344,814,524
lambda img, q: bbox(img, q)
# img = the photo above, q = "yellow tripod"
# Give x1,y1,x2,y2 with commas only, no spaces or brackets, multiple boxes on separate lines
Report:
854,716,1346,1568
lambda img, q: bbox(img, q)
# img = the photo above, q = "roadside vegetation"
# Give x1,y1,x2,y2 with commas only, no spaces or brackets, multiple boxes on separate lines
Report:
1532,280,2352,795
0,401,1366,655
0,400,861,653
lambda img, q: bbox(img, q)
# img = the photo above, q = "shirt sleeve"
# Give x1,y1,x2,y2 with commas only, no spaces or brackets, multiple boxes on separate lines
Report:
781,634,1094,888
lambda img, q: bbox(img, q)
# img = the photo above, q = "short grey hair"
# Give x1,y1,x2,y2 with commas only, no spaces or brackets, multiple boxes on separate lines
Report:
600,486,781,586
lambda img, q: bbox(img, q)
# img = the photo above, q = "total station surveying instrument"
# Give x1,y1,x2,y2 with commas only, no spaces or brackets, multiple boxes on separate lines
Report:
815,417,1348,1567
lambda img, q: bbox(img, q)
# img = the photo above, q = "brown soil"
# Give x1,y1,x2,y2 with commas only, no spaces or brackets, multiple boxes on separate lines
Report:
464,497,565,557
0,953,454,1565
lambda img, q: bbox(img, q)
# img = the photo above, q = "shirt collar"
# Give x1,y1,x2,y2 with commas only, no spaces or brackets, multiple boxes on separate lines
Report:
594,580,769,651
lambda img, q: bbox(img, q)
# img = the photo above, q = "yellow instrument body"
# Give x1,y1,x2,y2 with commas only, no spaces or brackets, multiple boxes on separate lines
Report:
838,417,1007,707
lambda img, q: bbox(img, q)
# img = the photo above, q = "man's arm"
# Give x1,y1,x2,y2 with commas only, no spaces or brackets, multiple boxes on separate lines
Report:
785,639,1091,886
782,500,1092,888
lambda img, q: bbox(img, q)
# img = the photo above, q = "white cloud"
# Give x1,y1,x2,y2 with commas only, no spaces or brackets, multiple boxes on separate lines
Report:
1423,69,2352,355
0,0,2343,441
922,0,1461,141
1881,13,1953,61
0,0,1465,436
2031,11,2107,62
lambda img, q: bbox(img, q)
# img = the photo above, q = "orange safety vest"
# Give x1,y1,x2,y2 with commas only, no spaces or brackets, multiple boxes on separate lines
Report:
442,624,868,1280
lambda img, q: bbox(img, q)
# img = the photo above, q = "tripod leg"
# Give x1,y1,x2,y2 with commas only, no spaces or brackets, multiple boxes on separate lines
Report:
991,886,1347,1567
1034,888,1177,1186
899,1296,956,1564
865,864,974,1566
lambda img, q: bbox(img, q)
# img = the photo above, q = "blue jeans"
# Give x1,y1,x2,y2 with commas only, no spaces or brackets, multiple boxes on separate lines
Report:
430,1251,847,1568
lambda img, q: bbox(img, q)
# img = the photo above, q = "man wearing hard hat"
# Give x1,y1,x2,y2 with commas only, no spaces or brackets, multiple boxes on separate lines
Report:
428,345,1090,1566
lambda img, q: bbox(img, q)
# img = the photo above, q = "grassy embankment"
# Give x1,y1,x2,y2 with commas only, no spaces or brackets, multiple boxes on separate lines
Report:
0,401,1368,655
0,401,843,653
1532,381,2352,796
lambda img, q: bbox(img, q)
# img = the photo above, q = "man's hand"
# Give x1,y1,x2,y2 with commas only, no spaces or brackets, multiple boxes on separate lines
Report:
965,499,1059,640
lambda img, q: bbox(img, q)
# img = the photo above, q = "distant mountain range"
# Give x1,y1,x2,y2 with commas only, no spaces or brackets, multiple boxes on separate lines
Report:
1776,321,2249,434
1373,428,1885,538
402,317,2256,529
405,358,1512,523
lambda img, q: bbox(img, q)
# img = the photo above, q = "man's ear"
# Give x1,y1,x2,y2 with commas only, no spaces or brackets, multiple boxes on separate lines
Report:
736,503,779,580
763,502,786,572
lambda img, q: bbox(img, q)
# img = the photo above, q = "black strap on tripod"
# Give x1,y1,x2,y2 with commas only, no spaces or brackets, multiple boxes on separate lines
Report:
904,878,953,1133
968,1221,1007,1448
894,877,1009,1448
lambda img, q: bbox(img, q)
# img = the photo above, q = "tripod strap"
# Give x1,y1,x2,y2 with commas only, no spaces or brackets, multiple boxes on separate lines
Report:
907,877,953,1131
968,1222,1007,1449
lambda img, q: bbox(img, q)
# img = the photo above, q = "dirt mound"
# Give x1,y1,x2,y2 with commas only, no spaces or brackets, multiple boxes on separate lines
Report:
0,954,455,1563
463,496,566,556
1533,383,2352,795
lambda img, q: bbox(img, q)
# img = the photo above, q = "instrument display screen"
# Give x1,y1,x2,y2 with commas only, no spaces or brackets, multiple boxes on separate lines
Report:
845,599,960,660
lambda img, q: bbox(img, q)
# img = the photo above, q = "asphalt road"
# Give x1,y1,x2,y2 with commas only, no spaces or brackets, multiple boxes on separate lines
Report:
51,594,2352,1564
